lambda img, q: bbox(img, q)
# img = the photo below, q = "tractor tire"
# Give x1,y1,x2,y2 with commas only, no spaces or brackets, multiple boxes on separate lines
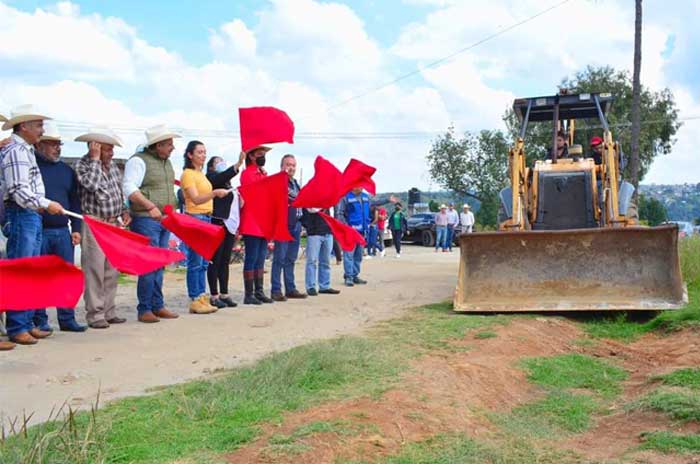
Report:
421,230,435,247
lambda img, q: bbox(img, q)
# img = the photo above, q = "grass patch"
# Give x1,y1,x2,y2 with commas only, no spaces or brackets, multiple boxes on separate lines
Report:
265,419,373,457
474,331,497,340
117,273,134,285
634,389,700,423
521,353,627,397
500,391,599,436
680,235,700,284
655,368,700,390
640,431,700,454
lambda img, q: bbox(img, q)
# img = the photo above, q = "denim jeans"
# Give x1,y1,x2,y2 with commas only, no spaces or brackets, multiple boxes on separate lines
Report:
343,244,363,281
2,206,42,336
33,227,79,328
185,214,210,299
271,221,301,294
377,228,385,252
446,225,455,250
243,235,267,271
391,229,403,254
435,225,448,251
366,225,378,256
130,216,169,314
305,233,332,291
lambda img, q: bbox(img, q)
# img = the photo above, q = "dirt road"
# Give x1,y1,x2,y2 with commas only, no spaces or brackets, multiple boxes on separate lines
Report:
0,246,458,425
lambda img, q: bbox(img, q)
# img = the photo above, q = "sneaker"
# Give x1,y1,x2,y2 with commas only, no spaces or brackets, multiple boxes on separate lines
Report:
210,297,227,309
189,298,217,314
219,295,238,308
307,288,318,296
344,279,355,287
365,255,373,260
396,254,401,258
380,250,386,258
353,277,367,285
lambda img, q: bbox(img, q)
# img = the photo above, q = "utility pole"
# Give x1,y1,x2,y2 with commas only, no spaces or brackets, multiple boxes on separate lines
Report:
630,0,643,192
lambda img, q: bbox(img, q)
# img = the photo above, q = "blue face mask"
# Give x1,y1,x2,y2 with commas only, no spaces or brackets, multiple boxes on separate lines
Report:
214,161,227,173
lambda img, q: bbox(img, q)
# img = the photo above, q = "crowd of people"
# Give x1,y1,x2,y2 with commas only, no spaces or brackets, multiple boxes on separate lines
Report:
0,105,403,351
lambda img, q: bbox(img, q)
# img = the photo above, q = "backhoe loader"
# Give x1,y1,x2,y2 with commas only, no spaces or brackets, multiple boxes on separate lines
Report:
454,91,686,312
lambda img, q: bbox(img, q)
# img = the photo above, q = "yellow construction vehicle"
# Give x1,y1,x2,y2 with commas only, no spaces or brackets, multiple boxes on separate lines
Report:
454,91,687,312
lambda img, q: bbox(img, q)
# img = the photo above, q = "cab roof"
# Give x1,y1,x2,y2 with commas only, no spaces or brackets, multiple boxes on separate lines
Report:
513,93,615,122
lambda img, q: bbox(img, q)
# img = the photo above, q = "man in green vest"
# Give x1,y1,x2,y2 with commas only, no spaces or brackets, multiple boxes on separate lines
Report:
123,125,181,323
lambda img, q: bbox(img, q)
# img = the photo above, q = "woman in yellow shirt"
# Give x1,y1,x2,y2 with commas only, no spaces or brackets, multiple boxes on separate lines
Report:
180,141,228,314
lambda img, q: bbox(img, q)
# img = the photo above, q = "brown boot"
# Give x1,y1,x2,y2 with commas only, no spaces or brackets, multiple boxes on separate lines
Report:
29,328,52,339
0,340,17,351
10,332,38,345
138,311,160,323
154,308,179,319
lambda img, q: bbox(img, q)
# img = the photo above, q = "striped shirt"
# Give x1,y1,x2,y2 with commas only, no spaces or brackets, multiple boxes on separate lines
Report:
75,154,126,219
0,133,51,210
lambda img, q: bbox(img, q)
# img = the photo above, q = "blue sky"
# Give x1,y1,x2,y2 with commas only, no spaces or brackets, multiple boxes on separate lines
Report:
1,0,698,190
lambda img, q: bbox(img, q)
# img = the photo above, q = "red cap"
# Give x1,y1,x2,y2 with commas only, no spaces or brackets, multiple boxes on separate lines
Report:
590,136,603,147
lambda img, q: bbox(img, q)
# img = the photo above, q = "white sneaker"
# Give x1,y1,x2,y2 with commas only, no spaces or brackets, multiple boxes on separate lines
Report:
396,254,401,259
366,255,373,260
380,250,386,257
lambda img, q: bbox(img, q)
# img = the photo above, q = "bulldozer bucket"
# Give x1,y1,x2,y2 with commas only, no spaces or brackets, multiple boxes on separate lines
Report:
454,225,687,312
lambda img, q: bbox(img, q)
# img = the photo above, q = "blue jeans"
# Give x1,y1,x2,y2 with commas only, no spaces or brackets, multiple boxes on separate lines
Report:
243,235,267,271
446,225,455,250
33,227,79,328
343,244,363,281
436,225,448,251
185,214,210,299
2,207,42,336
366,225,378,256
271,221,301,294
130,216,169,314
306,233,332,291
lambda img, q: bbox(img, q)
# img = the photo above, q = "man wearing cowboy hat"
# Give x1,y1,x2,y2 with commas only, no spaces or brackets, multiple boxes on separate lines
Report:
460,204,474,234
0,105,64,346
33,121,87,333
435,204,449,252
122,125,181,323
75,126,130,329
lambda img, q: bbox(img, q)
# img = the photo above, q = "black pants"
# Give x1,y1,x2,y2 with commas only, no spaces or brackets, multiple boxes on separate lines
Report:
391,229,403,254
332,238,342,262
207,218,236,295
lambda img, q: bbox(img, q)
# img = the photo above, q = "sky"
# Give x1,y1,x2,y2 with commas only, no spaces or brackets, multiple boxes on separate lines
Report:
0,0,698,192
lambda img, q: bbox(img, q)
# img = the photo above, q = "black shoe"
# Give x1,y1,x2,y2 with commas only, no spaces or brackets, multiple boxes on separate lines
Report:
220,296,237,308
256,291,274,304
344,279,354,287
244,294,262,305
59,322,88,332
319,288,340,295
307,288,318,296
210,297,227,309
353,277,367,285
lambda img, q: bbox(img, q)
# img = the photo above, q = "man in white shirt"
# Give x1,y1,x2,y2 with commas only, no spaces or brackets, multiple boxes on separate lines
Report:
460,204,475,234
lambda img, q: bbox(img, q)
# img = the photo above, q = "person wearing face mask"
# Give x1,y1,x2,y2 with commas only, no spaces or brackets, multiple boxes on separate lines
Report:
239,145,275,305
205,151,245,308
33,122,86,333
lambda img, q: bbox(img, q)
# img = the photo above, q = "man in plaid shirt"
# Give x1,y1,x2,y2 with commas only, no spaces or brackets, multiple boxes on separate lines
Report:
1,105,63,347
75,127,131,329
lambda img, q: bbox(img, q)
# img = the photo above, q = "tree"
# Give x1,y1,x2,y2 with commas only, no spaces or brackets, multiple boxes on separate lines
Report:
639,194,667,226
427,128,509,226
428,199,440,212
503,66,680,181
630,0,643,191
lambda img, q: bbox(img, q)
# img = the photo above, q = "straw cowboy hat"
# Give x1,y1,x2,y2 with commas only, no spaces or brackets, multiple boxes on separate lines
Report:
145,124,181,146
245,145,272,155
39,121,61,142
440,204,447,209
75,126,123,147
1,104,51,131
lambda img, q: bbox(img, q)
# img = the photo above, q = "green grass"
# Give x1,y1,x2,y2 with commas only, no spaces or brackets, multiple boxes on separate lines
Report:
680,236,700,284
640,431,700,454
521,354,628,397
634,389,700,423
501,391,599,436
474,331,497,340
1,302,508,464
117,273,134,285
655,368,700,390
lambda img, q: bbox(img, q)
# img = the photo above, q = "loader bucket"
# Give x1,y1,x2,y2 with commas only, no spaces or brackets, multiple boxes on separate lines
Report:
454,225,687,312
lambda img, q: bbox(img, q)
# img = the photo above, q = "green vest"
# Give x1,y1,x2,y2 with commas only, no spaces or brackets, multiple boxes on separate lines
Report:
129,148,177,217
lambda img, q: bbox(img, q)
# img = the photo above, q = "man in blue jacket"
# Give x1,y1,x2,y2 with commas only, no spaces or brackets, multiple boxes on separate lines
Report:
336,187,371,287
34,122,87,332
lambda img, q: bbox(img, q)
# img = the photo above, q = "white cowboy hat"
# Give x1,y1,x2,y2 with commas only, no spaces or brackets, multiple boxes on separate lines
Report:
75,126,122,147
145,124,181,146
440,204,447,209
1,104,52,131
463,204,470,209
39,121,61,141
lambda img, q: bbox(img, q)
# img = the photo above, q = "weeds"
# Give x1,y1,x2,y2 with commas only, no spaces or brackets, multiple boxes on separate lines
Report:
640,431,700,454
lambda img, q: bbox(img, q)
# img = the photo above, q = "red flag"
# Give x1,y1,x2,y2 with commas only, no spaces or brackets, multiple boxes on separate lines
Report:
292,156,342,209
238,171,293,241
0,256,84,310
161,205,225,261
341,159,376,196
84,216,185,275
239,107,295,152
293,157,377,209
318,212,366,252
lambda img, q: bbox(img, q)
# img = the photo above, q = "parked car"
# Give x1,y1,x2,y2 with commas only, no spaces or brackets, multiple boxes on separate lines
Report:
404,213,460,247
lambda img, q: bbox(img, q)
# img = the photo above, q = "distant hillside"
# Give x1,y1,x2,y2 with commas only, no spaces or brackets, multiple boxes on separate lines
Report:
639,184,700,222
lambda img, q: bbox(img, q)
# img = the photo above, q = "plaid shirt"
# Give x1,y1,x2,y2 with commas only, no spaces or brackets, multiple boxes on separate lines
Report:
75,154,125,219
1,133,50,210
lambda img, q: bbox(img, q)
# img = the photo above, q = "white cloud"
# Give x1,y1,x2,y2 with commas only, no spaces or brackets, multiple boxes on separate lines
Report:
210,19,257,60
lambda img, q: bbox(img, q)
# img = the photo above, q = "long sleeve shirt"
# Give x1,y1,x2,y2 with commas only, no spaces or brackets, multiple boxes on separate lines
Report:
36,153,81,231
460,211,475,227
75,154,125,219
1,133,50,210
447,209,460,226
435,212,449,227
